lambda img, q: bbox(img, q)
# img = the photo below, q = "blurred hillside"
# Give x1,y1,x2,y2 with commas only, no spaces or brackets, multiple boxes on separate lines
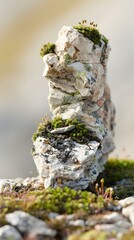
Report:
0,0,134,178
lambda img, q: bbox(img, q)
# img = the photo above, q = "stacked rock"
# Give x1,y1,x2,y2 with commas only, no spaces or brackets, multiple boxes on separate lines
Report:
33,24,115,190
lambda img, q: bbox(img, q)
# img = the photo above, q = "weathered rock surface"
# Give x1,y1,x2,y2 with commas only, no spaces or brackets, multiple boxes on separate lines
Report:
34,137,106,189
33,25,115,189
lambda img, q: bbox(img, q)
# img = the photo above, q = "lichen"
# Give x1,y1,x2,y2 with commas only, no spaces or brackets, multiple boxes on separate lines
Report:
84,63,92,72
64,53,72,65
40,42,55,57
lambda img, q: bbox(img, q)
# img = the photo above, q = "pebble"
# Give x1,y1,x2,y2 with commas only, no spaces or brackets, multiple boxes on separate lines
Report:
48,212,60,219
0,225,22,240
6,210,57,237
103,212,125,223
69,219,85,227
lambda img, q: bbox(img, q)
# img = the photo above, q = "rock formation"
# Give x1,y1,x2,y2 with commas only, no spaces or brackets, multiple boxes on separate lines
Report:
32,23,115,189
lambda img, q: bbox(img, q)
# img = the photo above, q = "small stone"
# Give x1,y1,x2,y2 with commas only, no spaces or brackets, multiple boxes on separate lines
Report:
6,210,57,237
103,212,124,223
69,219,85,227
48,212,60,219
0,225,22,240
50,125,75,134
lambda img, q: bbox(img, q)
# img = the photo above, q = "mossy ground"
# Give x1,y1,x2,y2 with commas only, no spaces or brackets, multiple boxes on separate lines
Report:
0,158,134,239
96,159,134,199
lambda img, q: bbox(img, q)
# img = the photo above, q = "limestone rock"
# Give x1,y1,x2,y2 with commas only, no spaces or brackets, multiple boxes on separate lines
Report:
32,24,115,189
33,137,107,189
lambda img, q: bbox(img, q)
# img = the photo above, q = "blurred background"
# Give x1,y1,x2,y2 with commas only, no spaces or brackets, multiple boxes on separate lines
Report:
0,0,134,178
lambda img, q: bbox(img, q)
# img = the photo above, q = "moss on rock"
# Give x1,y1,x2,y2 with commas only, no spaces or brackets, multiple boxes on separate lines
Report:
73,25,101,45
32,116,88,143
40,42,55,57
73,22,108,46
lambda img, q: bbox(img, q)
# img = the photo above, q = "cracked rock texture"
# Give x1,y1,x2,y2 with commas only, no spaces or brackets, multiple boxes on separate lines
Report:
33,25,115,189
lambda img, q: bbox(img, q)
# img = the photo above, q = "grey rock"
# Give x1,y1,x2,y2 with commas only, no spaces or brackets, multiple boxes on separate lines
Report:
33,137,104,189
0,225,22,240
6,210,56,237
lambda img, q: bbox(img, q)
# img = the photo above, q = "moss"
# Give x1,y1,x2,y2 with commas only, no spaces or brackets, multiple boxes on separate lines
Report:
32,116,51,142
101,35,109,46
74,22,108,47
62,96,72,105
121,231,134,240
84,64,91,72
32,116,88,143
74,25,101,45
40,42,55,57
68,230,114,240
70,90,80,97
0,187,105,225
96,159,134,199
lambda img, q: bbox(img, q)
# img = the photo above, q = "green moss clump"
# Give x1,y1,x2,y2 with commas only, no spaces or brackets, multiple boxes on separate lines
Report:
32,116,88,142
0,187,105,224
51,116,88,139
96,159,134,199
73,21,108,47
40,42,55,57
73,25,101,45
